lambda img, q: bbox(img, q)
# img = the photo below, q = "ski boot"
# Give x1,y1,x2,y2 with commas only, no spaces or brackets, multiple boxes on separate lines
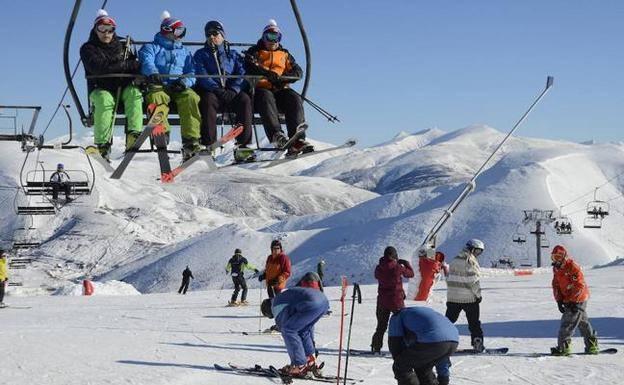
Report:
279,364,312,379
471,336,485,353
239,300,249,306
182,139,203,162
585,335,599,354
272,132,289,149
0,302,6,309
125,131,141,151
306,354,322,377
234,146,256,163
551,342,571,356
97,143,111,162
286,138,314,158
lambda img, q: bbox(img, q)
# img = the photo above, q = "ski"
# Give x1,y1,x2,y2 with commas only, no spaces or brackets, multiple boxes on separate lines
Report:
266,123,308,167
454,347,509,355
171,124,244,177
215,363,362,384
110,103,168,180
152,124,173,183
263,139,356,168
347,349,391,358
85,146,115,173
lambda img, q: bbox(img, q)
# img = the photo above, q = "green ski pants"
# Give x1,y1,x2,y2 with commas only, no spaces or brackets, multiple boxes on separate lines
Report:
90,86,143,144
145,87,201,140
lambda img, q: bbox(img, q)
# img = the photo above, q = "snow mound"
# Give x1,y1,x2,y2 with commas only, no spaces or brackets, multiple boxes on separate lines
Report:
52,280,141,296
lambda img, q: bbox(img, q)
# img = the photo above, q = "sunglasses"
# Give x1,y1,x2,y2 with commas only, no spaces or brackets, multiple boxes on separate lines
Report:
271,247,281,250
96,25,115,34
207,30,221,37
163,25,187,38
263,31,281,43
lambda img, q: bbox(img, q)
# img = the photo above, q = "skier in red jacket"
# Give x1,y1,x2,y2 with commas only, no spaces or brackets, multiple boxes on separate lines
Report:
371,246,415,353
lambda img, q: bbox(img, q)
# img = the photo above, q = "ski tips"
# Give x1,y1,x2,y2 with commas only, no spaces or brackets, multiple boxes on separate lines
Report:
546,76,554,89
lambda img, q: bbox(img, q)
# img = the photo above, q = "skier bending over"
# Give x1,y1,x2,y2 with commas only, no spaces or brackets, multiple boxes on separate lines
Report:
445,239,485,352
550,245,599,355
226,248,259,306
244,19,313,156
80,9,143,160
389,306,458,385
178,265,194,294
371,246,415,353
261,285,329,378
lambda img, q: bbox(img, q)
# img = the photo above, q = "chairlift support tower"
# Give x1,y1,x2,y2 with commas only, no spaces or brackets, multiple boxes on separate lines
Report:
523,209,555,267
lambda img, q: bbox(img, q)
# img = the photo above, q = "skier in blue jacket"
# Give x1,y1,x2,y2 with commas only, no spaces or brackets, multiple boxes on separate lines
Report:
139,10,202,161
261,286,329,378
388,306,459,385
194,20,253,162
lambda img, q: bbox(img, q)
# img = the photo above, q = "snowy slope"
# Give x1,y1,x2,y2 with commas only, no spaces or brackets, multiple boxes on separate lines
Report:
1,125,623,294
1,265,622,385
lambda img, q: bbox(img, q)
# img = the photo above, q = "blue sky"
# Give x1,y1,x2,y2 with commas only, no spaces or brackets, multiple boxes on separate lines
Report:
1,1,623,147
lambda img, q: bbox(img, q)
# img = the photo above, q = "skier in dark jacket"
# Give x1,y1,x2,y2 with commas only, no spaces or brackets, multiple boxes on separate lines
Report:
371,246,415,353
178,266,194,294
261,286,329,378
389,306,459,385
226,248,259,305
79,9,143,160
244,19,312,156
316,259,325,283
194,21,253,162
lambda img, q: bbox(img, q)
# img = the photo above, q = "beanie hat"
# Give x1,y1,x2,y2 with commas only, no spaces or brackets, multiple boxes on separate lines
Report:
384,246,398,260
297,272,322,291
205,20,225,37
262,19,282,43
261,298,274,319
270,239,282,250
234,248,242,254
94,9,116,27
160,10,185,37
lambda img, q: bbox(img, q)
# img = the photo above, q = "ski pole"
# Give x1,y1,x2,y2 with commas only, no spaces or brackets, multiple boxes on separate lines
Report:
258,283,263,332
343,283,361,385
336,276,348,385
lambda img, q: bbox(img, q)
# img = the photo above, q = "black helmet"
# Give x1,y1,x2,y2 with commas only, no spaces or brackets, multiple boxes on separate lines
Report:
270,239,282,250
261,298,274,319
234,248,242,254
204,20,224,37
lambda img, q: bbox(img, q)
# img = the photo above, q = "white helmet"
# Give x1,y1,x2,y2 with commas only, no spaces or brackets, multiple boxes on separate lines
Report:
466,239,485,251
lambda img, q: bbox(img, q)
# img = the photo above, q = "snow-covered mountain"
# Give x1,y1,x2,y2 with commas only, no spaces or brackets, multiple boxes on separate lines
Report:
1,125,623,293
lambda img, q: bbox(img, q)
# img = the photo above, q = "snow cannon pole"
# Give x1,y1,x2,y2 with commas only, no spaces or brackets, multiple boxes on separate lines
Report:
336,276,348,385
421,76,554,248
343,283,362,385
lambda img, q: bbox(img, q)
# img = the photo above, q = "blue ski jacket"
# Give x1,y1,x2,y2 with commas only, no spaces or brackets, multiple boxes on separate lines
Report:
139,33,195,88
272,287,329,328
388,306,459,345
194,43,246,93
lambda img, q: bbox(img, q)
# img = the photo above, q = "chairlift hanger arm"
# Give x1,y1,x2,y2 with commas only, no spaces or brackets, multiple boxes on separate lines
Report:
421,76,554,247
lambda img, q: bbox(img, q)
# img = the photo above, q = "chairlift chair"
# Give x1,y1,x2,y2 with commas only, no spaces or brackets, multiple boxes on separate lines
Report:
583,216,602,229
540,236,550,249
586,188,609,218
512,232,526,244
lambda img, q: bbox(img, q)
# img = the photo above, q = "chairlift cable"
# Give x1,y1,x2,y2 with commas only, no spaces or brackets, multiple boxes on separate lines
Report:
559,169,624,209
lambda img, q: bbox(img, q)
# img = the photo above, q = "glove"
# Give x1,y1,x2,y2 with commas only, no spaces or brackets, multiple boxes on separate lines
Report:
254,269,260,274
258,273,265,282
264,71,279,84
268,278,279,287
168,79,187,93
147,73,162,85
557,301,566,314
212,88,237,101
475,297,482,304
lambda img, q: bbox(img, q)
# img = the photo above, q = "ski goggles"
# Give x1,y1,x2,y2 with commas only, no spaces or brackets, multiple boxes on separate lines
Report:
207,30,221,37
96,24,116,34
263,31,281,43
163,25,187,38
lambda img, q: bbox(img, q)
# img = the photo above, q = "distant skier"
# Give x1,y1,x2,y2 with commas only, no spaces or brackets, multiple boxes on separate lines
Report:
371,246,415,353
260,286,329,378
244,19,313,156
194,20,254,162
226,248,259,306
550,245,599,355
80,9,143,160
415,248,444,301
49,163,73,202
139,11,202,161
178,266,194,294
0,251,7,308
445,239,485,352
388,306,459,385
316,259,325,283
